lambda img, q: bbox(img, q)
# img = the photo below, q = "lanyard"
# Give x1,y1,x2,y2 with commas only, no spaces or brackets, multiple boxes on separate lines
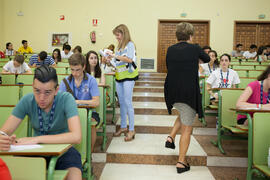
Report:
260,80,270,104
208,63,215,73
220,69,229,88
38,99,56,135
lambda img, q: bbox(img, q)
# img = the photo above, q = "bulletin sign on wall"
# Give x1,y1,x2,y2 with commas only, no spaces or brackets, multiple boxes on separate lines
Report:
51,33,69,46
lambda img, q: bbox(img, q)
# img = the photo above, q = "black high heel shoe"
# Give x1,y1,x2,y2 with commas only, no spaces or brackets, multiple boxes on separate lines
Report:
176,161,190,174
165,136,175,149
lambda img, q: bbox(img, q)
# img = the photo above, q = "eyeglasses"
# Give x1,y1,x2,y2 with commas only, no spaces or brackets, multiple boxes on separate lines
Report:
33,88,55,97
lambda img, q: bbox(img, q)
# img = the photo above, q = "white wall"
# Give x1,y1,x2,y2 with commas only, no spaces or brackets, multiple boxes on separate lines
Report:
2,0,270,71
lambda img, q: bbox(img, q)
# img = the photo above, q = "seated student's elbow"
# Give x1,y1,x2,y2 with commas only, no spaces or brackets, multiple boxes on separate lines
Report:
73,133,81,144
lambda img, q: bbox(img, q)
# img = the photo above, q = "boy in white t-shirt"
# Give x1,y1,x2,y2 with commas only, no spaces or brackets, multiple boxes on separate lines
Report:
206,54,240,104
243,44,257,59
2,55,31,74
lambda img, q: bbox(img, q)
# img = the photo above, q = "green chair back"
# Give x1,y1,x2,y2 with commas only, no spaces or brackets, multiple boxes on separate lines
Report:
22,85,33,97
249,71,262,78
220,89,243,127
56,67,67,74
233,65,255,70
57,74,68,83
16,74,34,85
95,86,105,128
0,106,28,138
230,61,240,65
76,108,88,161
1,74,16,84
238,78,256,89
235,70,247,77
253,113,270,165
0,86,20,105
56,62,69,67
0,156,46,180
105,74,115,106
255,66,268,70
203,77,210,107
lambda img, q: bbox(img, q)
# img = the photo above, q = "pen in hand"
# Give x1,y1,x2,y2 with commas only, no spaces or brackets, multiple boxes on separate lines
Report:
0,130,18,143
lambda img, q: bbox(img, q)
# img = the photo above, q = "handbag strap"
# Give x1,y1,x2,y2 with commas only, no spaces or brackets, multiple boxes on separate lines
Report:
63,78,77,100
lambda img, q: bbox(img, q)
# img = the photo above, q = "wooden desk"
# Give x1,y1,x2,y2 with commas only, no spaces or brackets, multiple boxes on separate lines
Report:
0,144,72,180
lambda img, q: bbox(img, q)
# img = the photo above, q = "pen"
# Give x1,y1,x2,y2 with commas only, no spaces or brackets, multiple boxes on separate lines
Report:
0,130,18,143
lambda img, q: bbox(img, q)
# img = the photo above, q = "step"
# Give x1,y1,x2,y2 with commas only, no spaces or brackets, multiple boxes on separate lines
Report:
115,115,217,133
133,102,178,115
135,81,164,86
139,76,165,81
133,92,164,102
139,72,166,77
100,163,215,180
134,86,164,92
106,134,207,166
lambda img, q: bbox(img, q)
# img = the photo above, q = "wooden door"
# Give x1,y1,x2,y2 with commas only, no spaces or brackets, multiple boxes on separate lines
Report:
157,20,209,73
257,24,270,46
234,23,257,51
234,22,270,50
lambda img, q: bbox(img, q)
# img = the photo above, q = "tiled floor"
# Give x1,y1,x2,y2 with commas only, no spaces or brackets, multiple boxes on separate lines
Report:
100,163,215,180
95,73,248,180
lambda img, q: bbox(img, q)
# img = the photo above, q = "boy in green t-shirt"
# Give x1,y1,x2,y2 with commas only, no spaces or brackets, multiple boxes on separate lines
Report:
0,65,82,179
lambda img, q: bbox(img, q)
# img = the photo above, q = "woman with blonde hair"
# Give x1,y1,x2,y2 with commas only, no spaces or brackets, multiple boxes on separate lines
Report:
164,22,209,173
106,24,138,141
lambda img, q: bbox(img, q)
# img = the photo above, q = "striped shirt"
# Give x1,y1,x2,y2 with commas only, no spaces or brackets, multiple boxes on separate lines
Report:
29,54,55,66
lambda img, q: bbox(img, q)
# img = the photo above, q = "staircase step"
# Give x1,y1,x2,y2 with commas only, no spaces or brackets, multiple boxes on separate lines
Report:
135,81,164,86
133,92,164,102
100,163,215,180
115,115,217,133
139,76,165,81
134,86,164,92
139,72,166,77
106,134,207,166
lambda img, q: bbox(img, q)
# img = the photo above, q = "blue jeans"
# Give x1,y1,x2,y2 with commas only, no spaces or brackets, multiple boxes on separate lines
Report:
116,80,135,131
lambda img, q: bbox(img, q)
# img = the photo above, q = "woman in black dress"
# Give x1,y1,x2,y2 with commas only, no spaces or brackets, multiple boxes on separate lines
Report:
164,22,210,174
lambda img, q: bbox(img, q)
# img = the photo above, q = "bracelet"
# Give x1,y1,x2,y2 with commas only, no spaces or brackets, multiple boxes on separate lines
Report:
256,104,262,109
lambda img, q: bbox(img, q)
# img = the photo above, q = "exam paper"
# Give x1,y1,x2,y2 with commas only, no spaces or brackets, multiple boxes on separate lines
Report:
9,144,43,152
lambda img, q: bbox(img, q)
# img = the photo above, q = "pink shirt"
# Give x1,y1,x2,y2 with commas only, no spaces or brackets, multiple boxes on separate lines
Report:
237,80,270,120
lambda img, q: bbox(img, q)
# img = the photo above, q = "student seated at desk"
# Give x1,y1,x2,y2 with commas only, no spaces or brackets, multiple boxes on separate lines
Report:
255,46,267,63
243,44,257,60
4,42,16,56
236,65,270,125
0,65,82,180
29,51,56,68
231,43,244,58
52,48,62,64
85,50,106,85
199,50,219,76
61,44,73,59
2,55,31,74
207,54,240,105
17,40,33,54
59,53,100,153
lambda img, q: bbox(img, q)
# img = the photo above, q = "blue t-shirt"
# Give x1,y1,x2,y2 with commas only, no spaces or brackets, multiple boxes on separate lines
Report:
29,54,55,66
59,73,99,100
12,92,78,136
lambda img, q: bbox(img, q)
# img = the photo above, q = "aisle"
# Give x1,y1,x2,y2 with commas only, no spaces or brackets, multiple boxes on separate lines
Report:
95,73,248,180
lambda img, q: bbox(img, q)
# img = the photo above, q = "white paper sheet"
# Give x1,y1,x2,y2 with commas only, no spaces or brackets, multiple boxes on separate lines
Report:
9,145,43,152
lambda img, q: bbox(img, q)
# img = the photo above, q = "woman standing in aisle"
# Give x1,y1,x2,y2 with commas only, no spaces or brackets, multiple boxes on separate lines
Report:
164,22,210,174
106,24,138,141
